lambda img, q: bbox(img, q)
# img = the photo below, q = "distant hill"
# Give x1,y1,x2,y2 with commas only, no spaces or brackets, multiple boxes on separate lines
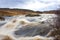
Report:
43,10,60,14
0,8,59,16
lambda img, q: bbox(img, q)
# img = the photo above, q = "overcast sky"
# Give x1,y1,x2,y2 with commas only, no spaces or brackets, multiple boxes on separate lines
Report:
0,0,60,11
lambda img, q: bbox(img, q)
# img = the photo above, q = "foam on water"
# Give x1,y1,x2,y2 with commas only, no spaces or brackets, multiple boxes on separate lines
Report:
0,14,57,40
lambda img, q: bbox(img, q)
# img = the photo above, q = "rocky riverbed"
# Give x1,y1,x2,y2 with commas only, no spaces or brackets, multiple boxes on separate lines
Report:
0,14,59,40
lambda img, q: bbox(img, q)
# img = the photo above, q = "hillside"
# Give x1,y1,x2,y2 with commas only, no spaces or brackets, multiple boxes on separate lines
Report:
0,8,41,16
0,8,59,16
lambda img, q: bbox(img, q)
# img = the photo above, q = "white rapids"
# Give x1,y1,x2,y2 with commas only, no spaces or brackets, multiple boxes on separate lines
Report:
0,14,57,40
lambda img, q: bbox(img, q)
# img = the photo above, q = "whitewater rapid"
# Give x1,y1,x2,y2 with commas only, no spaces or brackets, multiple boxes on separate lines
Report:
0,14,57,40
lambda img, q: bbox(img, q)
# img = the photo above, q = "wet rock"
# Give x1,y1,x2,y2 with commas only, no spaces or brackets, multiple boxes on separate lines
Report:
47,28,60,37
14,23,53,37
25,14,40,17
46,14,60,40
46,28,60,40
55,35,60,40
0,17,5,21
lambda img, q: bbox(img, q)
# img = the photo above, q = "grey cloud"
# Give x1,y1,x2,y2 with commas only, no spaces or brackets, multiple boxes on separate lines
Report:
0,0,60,11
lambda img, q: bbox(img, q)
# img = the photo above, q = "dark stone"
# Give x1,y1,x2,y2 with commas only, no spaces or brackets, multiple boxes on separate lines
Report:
25,14,40,17
0,17,5,21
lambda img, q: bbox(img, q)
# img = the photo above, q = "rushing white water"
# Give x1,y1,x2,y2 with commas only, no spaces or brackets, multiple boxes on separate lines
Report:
0,14,57,40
